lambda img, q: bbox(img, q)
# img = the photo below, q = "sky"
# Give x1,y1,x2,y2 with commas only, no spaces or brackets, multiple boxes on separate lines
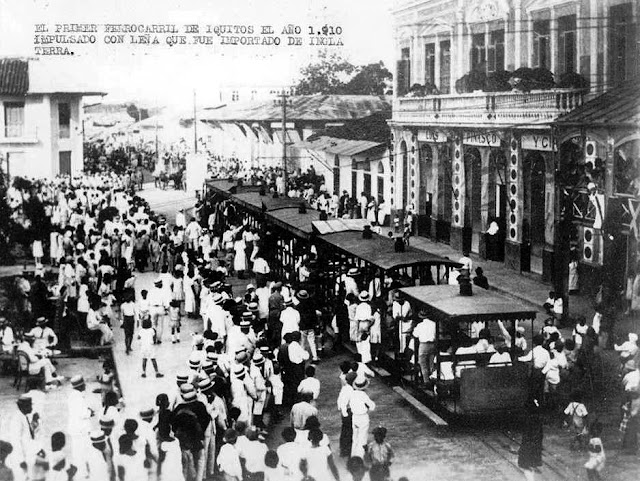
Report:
0,0,395,108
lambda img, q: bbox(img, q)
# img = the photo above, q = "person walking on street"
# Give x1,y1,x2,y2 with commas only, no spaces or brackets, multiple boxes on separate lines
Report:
348,376,376,458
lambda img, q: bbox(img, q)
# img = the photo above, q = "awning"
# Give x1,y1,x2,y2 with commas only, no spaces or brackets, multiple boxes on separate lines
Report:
555,81,640,127
296,136,384,156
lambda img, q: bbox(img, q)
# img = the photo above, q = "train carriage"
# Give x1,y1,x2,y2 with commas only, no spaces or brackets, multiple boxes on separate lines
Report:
399,284,537,415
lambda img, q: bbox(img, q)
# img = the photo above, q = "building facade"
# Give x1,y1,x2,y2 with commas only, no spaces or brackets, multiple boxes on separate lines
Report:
0,58,104,179
389,0,639,287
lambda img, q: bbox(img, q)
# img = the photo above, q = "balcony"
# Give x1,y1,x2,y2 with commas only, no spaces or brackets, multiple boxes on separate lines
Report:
392,89,585,127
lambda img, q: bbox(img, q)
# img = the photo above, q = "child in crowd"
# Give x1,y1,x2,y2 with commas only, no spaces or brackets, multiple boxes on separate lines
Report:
269,364,284,419
297,365,321,405
218,429,242,481
264,450,283,481
543,291,555,314
137,290,150,328
120,291,136,354
365,426,394,481
168,299,182,344
97,359,116,403
48,432,69,481
138,318,164,378
564,393,589,450
584,422,605,480
573,316,589,349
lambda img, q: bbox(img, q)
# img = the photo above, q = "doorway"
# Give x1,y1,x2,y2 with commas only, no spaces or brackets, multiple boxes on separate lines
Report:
437,144,452,243
523,152,546,273
464,147,482,254
419,144,434,236
488,150,507,260
59,151,72,176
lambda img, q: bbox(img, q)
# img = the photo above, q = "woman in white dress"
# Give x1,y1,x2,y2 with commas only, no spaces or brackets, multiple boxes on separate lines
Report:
366,198,377,224
377,199,388,226
50,230,62,266
184,268,197,317
233,236,247,276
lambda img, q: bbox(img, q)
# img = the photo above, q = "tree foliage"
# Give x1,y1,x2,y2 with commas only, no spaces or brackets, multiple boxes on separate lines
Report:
294,52,392,96
126,103,149,122
343,62,393,95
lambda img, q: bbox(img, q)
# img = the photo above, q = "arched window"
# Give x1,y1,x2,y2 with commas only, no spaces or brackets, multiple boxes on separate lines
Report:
378,162,384,174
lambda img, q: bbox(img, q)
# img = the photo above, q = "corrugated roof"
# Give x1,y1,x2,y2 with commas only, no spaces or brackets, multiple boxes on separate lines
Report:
400,285,537,323
556,81,640,127
297,136,384,156
319,231,461,271
200,95,390,122
0,58,29,95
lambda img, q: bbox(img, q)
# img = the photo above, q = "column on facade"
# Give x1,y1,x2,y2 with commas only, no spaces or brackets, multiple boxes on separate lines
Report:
602,10,609,90
549,9,557,77
434,33,441,89
513,1,522,69
576,3,583,74
527,13,534,69
505,134,524,271
455,9,466,81
589,0,598,90
412,29,421,86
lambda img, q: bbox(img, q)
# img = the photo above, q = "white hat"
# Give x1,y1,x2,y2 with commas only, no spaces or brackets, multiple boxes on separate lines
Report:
587,182,596,191
629,333,638,343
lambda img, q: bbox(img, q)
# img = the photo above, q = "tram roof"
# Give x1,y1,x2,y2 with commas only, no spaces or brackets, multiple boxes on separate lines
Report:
399,284,537,323
205,179,262,197
319,231,461,271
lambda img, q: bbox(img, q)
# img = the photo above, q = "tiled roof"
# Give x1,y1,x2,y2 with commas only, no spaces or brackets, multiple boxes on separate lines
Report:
556,81,640,127
200,95,391,122
0,58,29,95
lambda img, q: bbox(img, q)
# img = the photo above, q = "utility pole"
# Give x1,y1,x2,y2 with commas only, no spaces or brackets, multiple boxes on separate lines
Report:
193,90,198,154
275,90,292,189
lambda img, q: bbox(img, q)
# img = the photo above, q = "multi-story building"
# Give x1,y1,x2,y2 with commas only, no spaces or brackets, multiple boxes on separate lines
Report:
0,57,105,179
389,0,638,290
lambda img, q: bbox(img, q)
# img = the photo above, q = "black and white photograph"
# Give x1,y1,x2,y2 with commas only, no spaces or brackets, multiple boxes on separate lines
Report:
0,0,638,479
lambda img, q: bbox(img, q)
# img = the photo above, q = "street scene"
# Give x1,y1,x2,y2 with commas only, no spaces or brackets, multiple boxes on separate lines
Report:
0,0,639,480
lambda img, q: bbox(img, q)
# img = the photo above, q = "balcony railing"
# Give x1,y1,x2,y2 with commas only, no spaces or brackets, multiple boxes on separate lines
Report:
392,89,585,126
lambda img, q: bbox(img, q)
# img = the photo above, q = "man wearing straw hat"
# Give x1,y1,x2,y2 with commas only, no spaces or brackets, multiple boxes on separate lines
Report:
84,430,114,481
348,375,376,458
67,375,94,479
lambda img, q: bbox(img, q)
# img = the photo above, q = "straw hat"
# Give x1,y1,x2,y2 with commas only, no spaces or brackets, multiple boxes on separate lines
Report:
353,376,370,390
358,291,370,302
70,375,85,390
297,290,310,300
347,267,360,276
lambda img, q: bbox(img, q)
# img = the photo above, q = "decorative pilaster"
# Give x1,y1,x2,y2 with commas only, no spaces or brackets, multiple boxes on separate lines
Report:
450,136,465,251
505,134,523,271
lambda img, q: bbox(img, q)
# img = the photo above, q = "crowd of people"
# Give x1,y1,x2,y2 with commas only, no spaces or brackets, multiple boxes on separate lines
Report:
0,165,638,481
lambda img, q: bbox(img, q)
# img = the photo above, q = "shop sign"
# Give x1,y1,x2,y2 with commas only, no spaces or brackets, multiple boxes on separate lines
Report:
418,129,446,143
463,131,501,147
521,134,557,152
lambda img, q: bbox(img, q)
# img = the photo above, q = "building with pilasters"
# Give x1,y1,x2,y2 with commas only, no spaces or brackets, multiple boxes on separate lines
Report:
389,0,638,288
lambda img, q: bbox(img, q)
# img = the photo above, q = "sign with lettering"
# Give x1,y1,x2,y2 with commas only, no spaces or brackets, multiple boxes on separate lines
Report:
270,122,295,129
463,132,501,147
521,134,557,152
418,129,446,143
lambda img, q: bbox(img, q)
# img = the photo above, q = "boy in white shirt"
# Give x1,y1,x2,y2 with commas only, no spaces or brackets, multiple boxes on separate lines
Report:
297,365,321,404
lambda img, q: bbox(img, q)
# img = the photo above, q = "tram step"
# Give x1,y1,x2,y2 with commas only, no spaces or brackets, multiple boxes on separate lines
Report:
392,386,448,426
